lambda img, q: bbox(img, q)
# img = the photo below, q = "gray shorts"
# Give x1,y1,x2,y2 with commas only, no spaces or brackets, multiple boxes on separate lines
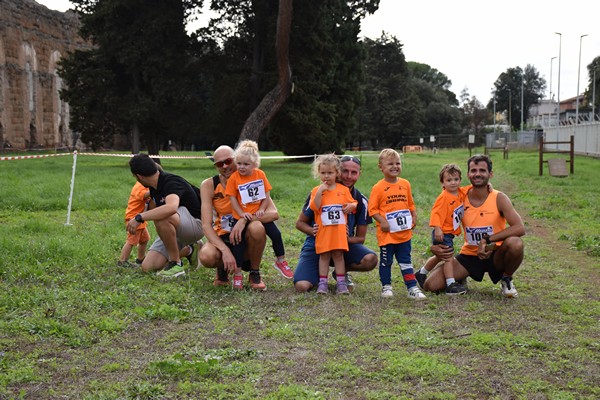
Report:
149,206,204,258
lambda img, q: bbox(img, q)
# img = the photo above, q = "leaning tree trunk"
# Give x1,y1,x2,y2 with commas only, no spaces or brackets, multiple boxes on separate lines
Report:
239,0,293,142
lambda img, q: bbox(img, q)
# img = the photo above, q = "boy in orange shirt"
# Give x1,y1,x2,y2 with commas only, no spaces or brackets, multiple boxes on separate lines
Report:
118,181,151,267
368,149,425,300
415,164,468,295
309,154,357,295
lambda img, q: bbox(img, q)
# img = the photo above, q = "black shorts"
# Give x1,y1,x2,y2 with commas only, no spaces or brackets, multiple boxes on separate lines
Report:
456,253,502,284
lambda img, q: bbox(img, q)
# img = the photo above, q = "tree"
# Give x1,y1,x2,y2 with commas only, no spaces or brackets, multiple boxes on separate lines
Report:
459,88,491,144
353,34,422,149
586,56,600,118
490,64,545,131
407,62,461,145
59,0,202,154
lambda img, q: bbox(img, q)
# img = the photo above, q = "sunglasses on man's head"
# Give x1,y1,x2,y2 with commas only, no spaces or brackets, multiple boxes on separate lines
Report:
214,158,233,168
340,155,361,166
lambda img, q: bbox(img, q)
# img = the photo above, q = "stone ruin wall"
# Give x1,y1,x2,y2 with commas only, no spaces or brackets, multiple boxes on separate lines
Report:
0,0,88,150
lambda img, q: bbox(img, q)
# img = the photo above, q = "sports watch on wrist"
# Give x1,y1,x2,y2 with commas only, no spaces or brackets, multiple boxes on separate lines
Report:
134,214,144,223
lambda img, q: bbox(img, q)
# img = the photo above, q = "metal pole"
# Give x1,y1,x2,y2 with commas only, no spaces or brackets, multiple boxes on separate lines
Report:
65,150,77,226
555,32,562,126
521,67,525,132
508,89,512,134
576,34,588,124
493,91,496,132
550,56,556,126
593,69,596,120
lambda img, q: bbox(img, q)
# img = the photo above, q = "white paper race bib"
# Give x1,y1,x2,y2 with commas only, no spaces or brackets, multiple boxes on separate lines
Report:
465,226,493,245
220,214,235,232
320,204,346,226
452,204,464,231
386,209,412,232
238,179,266,204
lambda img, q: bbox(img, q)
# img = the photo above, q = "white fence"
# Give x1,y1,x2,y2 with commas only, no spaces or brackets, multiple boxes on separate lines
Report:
544,122,600,157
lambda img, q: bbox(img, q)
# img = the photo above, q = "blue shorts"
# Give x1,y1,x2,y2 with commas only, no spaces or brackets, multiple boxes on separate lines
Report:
293,236,376,286
431,230,455,249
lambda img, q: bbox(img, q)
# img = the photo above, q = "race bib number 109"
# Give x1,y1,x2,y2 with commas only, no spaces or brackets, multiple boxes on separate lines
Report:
465,226,493,245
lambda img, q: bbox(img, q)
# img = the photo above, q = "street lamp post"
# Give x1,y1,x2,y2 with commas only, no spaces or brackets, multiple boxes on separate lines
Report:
593,69,597,121
508,88,512,135
576,34,588,124
521,67,525,132
493,91,496,132
550,56,557,126
555,32,562,125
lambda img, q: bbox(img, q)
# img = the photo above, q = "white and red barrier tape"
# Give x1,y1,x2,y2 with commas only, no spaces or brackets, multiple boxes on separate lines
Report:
1,151,377,162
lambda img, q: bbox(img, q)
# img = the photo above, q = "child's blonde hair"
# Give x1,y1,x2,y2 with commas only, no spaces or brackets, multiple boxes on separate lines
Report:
439,163,462,183
312,154,341,180
234,140,260,167
378,148,401,164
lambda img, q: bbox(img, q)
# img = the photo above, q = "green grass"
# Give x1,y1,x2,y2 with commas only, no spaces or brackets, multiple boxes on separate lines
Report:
0,148,599,399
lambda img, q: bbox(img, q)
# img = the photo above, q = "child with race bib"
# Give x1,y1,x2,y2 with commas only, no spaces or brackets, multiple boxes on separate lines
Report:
309,154,357,295
368,148,426,300
415,164,468,295
225,140,292,289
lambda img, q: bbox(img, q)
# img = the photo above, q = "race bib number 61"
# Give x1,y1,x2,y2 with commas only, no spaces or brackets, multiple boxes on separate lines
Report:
386,209,412,232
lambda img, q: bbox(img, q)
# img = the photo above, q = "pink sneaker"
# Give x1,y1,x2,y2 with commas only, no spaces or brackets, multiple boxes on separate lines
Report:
273,259,293,279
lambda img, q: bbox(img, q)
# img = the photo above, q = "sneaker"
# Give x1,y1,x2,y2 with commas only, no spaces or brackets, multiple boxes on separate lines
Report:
213,266,230,287
157,261,185,278
331,272,355,292
336,281,350,295
445,281,467,296
501,277,518,298
407,286,426,300
233,274,244,290
415,271,427,289
381,284,394,298
183,244,197,267
273,259,293,279
248,272,267,291
316,281,329,294
117,260,136,268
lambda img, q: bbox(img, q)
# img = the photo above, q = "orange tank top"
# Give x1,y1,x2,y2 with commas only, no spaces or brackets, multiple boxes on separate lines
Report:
460,190,506,256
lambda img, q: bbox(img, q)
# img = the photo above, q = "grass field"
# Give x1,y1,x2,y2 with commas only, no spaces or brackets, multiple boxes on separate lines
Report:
0,148,598,399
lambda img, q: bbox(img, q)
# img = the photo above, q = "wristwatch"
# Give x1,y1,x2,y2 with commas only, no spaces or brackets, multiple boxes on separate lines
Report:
134,214,144,223
482,233,491,244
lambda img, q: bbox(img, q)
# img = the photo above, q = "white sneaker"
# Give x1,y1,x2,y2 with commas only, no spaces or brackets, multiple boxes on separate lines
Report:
381,284,394,298
407,286,426,300
501,277,518,298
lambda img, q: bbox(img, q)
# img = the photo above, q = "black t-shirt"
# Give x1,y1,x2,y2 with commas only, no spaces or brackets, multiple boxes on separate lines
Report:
150,171,201,219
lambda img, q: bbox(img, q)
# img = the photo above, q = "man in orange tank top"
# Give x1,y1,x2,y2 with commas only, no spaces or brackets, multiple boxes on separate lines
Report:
424,154,525,298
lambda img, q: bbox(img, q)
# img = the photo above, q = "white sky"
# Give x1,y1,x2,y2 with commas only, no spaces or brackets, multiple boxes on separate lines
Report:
38,0,600,104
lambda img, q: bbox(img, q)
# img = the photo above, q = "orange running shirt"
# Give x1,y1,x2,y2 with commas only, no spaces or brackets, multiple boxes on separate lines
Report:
368,178,416,246
429,186,469,235
125,181,148,230
460,190,507,256
225,168,272,219
309,183,357,254
211,175,235,236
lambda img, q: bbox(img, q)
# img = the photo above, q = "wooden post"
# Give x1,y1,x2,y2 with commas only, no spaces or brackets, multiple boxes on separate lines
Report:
570,135,574,174
539,135,544,176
